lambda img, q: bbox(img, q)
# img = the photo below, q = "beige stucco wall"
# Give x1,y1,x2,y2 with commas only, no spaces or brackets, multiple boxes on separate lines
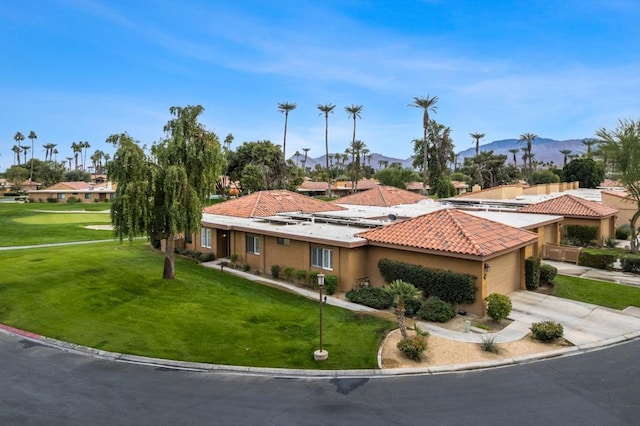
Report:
601,192,637,228
561,217,615,243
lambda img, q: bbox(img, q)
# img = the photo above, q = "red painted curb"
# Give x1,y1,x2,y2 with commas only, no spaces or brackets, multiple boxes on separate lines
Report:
0,324,41,340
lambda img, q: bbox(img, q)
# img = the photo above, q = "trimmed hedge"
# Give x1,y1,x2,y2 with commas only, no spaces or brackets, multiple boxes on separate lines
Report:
324,274,338,295
378,259,476,304
621,256,640,273
539,264,558,286
616,224,630,240
485,293,512,322
525,257,541,290
345,287,394,309
578,251,617,270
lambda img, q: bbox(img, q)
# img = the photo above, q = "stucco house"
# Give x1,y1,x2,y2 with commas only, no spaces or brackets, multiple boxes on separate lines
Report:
28,181,116,203
332,185,428,207
517,194,618,243
190,189,550,315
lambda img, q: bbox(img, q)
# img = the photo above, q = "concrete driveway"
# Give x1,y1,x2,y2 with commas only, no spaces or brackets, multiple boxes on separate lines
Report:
509,290,640,347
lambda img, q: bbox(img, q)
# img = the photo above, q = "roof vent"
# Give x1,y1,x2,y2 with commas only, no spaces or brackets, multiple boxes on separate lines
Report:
388,213,397,221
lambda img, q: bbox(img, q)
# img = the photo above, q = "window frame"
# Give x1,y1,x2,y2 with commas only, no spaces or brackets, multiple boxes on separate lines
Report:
311,246,333,270
246,234,260,255
200,228,212,249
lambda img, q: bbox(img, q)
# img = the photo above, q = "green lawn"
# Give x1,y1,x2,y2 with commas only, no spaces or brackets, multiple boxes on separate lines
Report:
0,202,114,246
0,241,394,369
554,275,640,309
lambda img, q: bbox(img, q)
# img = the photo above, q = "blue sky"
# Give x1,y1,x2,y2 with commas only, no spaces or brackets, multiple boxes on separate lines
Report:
2,0,639,172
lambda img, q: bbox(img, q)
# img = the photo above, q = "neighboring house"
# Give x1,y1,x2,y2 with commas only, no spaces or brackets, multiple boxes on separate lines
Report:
28,181,116,203
332,186,428,207
405,181,468,195
0,178,10,194
517,194,618,243
297,179,333,197
601,190,637,230
20,179,41,192
190,190,542,316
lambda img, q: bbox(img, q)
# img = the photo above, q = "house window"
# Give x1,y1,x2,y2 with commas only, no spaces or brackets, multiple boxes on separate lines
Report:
276,237,290,246
200,228,212,249
311,247,333,270
84,193,92,200
246,235,260,254
57,193,65,199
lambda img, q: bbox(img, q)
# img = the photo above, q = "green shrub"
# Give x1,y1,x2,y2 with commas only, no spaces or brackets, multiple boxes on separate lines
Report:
309,271,319,288
418,296,456,323
197,252,215,263
621,256,640,273
243,263,251,272
396,336,428,361
525,256,541,290
47,197,58,203
578,251,617,270
403,298,423,316
67,196,80,204
603,237,617,248
324,274,338,295
565,225,598,247
270,264,281,279
616,224,630,240
283,267,294,282
295,269,307,285
530,321,564,342
485,293,512,322
539,264,558,286
345,287,394,309
480,335,499,353
378,259,477,304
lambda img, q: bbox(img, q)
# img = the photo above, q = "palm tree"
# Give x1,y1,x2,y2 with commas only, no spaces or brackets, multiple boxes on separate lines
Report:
294,150,301,166
71,142,82,169
518,132,537,181
317,103,336,197
344,104,363,190
581,139,597,158
66,157,73,170
408,95,438,195
277,102,297,160
382,280,422,340
224,133,234,151
301,147,310,171
81,141,91,170
42,143,53,162
508,148,520,166
350,140,366,192
22,146,30,166
27,131,37,188
470,132,485,156
559,149,572,167
11,145,21,168
53,148,59,164
13,132,24,182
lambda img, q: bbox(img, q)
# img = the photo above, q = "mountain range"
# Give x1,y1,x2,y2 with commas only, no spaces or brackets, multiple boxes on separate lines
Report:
294,138,590,170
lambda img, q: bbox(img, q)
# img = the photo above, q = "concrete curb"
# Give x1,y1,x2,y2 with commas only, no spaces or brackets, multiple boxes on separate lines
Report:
2,323,638,379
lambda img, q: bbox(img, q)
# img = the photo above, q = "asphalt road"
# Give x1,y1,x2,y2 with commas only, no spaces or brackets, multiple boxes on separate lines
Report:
1,333,639,426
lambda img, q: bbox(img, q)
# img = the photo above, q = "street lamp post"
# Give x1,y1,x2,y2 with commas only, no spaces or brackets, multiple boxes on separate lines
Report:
313,273,328,361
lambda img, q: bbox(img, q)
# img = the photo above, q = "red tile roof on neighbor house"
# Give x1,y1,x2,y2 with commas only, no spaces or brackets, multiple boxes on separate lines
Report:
44,181,93,191
517,194,618,218
358,208,537,258
333,186,428,207
203,190,345,218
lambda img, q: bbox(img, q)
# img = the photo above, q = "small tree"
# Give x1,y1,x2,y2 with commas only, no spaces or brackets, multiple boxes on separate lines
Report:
382,280,422,339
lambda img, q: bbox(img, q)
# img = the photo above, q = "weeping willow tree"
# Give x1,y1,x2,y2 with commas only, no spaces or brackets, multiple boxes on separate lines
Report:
108,105,224,279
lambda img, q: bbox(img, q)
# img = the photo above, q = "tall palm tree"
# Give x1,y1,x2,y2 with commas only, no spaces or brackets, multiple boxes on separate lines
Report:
382,280,422,340
508,148,520,166
71,142,82,170
27,131,37,188
518,132,538,181
22,146,30,166
559,149,572,167
470,132,485,156
294,150,301,166
81,141,91,170
581,139,597,158
53,148,59,164
11,145,21,168
301,147,310,171
350,140,366,192
66,157,73,170
344,104,363,191
317,103,336,197
277,102,297,160
408,95,438,195
42,143,53,162
13,132,24,182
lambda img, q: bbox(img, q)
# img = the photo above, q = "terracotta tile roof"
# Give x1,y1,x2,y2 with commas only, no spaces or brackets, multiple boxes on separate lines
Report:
405,182,430,191
358,209,537,257
45,181,92,191
203,189,345,218
517,194,618,218
333,186,428,207
298,180,333,191
601,190,633,201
